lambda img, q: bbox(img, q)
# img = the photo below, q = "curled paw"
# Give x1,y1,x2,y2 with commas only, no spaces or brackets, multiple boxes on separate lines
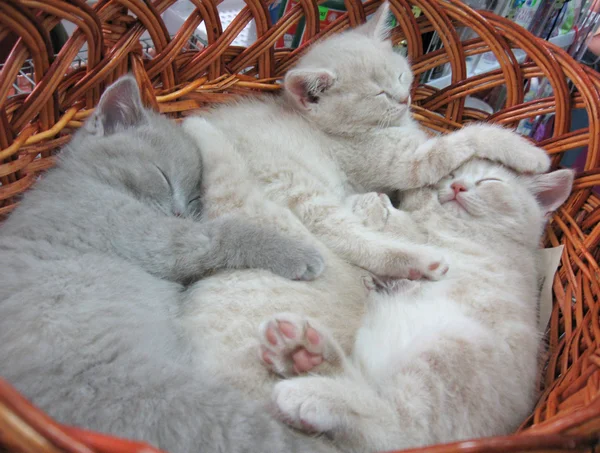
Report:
385,254,449,281
272,379,337,434
348,192,392,231
270,240,325,281
418,258,449,280
466,124,551,174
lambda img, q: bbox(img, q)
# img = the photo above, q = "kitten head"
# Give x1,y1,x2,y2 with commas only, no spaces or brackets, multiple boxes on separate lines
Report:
283,2,413,134
434,159,573,245
69,76,204,218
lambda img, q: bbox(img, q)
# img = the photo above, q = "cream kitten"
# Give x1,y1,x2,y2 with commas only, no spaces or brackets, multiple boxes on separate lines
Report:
258,160,574,452
183,2,550,282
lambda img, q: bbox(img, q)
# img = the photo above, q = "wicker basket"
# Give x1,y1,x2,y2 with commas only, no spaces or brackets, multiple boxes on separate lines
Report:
1,0,600,452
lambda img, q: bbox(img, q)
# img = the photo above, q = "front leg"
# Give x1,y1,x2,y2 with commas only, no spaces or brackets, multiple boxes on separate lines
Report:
79,197,321,284
401,125,550,188
197,216,325,282
351,124,550,192
298,199,447,280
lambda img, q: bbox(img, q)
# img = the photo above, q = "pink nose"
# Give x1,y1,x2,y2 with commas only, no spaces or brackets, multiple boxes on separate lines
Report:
451,182,467,195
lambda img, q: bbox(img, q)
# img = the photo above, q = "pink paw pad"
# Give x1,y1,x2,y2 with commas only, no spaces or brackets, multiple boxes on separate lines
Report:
266,321,296,346
300,418,319,433
261,348,274,365
278,321,297,339
291,326,322,373
306,326,320,346
259,317,326,376
408,269,422,280
424,260,449,280
292,349,323,373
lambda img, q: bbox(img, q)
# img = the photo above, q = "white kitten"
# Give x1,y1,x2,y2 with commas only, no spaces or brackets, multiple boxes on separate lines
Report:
183,2,550,282
259,160,574,452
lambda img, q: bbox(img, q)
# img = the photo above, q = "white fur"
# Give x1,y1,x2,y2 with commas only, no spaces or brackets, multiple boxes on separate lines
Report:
264,160,574,452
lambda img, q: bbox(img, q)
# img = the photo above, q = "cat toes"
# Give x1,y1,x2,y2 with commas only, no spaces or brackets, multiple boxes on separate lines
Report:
258,314,325,377
470,125,550,174
272,379,337,433
516,146,551,174
275,243,325,281
349,192,391,231
297,249,326,281
420,257,449,281
403,256,449,281
498,137,549,174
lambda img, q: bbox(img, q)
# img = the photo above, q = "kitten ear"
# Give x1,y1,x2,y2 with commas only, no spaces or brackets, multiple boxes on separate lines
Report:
284,69,337,110
356,2,392,42
85,75,149,136
526,169,574,216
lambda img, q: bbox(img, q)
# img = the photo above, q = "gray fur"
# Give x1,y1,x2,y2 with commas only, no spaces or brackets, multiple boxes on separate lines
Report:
0,76,334,453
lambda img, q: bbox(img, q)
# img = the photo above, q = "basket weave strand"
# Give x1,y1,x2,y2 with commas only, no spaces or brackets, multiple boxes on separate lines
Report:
1,0,600,452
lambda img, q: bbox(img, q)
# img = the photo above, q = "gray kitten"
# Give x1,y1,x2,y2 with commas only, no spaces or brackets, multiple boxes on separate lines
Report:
0,76,335,453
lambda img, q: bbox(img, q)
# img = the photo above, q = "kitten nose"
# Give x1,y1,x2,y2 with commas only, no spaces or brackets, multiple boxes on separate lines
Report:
173,210,182,217
398,96,409,105
451,182,467,195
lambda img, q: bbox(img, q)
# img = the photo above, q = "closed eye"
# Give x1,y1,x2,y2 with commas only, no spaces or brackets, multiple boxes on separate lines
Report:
155,165,172,192
476,178,502,185
376,90,394,99
188,196,202,205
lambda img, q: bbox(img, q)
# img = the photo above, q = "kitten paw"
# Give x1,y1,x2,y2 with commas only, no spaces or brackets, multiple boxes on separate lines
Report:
270,241,325,281
375,244,449,281
272,379,338,433
465,125,550,174
259,314,325,377
348,192,392,231
418,257,449,280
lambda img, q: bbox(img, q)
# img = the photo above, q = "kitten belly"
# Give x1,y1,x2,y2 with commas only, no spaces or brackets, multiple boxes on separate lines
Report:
354,292,481,379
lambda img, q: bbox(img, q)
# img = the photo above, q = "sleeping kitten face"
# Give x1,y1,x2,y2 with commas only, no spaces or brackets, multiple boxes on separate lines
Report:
284,2,413,133
434,159,573,243
68,76,204,218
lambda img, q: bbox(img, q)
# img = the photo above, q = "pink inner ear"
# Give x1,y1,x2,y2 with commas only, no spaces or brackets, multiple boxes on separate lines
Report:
286,76,308,108
315,73,333,89
537,187,568,218
285,70,335,109
530,170,574,215
287,80,308,108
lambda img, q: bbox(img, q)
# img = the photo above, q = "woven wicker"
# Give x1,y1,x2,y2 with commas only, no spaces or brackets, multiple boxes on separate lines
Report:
1,0,599,452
